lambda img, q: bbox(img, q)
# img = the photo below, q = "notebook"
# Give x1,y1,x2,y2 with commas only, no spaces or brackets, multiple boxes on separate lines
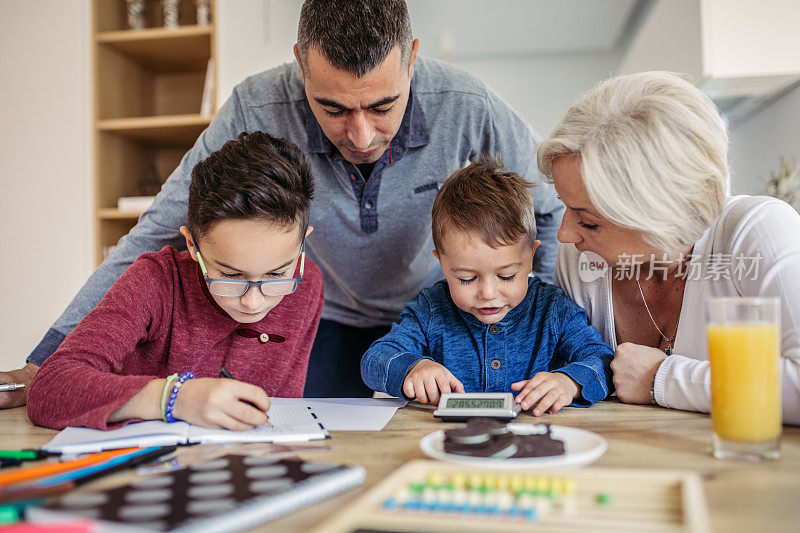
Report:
43,404,328,454
27,455,366,532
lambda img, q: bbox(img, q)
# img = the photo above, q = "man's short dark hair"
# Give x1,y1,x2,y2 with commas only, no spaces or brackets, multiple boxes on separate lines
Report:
188,131,315,240
297,0,413,77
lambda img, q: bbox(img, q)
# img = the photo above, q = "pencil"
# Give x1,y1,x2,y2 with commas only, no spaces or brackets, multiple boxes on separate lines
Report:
219,367,272,426
0,449,57,461
37,447,172,486
0,446,177,504
0,447,137,486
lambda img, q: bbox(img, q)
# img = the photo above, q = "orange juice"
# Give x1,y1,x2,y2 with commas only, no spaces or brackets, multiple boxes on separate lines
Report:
708,323,781,442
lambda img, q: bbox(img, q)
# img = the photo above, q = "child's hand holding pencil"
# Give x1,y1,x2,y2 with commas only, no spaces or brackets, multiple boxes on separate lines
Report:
172,373,271,430
219,368,272,427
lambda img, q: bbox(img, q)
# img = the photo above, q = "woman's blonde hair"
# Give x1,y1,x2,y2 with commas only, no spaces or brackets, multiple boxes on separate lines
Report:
537,71,729,253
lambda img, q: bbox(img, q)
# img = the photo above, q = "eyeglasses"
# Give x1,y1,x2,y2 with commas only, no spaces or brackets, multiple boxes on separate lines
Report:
195,242,305,298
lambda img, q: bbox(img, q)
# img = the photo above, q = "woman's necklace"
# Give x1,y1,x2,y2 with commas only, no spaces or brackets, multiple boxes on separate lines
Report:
636,279,675,356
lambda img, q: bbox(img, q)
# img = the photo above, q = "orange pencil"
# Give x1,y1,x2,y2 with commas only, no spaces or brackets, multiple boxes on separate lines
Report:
0,447,138,486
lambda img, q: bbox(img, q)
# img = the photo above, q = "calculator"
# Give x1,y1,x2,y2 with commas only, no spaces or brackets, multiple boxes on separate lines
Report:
433,392,521,421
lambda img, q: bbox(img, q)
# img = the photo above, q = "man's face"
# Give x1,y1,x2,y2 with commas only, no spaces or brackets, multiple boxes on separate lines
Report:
297,41,419,165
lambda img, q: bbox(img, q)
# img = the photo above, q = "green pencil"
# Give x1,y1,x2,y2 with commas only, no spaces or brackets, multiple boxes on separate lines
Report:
0,450,56,461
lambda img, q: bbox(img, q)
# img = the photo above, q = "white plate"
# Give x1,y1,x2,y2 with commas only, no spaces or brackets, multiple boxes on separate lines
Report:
419,423,606,469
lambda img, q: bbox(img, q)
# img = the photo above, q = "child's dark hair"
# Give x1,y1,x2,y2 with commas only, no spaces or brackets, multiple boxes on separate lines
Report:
432,155,536,253
188,131,314,239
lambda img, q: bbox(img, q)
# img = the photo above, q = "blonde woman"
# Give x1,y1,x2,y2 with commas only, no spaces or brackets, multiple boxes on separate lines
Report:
538,71,800,424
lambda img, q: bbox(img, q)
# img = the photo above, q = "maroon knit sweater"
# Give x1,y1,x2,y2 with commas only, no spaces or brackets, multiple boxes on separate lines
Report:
27,246,324,430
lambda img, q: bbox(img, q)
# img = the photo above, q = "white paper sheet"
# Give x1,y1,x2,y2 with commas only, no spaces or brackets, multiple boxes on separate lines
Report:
270,397,407,431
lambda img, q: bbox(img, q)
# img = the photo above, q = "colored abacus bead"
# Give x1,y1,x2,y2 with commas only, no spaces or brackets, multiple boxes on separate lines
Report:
596,492,612,506
382,498,397,511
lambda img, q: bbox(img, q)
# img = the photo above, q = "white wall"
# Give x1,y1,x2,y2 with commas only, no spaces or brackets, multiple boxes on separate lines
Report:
451,52,623,139
729,85,800,195
217,0,302,104
0,0,92,369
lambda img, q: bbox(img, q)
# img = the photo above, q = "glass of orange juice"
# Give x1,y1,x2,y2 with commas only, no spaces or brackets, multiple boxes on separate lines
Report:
706,297,781,460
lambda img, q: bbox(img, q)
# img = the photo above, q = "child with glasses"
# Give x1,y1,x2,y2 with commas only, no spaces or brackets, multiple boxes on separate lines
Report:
361,157,614,415
27,132,323,430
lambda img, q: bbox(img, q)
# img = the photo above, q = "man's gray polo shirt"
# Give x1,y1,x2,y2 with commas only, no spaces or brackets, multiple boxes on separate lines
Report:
28,57,564,364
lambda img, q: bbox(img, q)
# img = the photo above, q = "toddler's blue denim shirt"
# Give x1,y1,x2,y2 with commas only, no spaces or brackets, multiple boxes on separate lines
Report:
361,276,614,406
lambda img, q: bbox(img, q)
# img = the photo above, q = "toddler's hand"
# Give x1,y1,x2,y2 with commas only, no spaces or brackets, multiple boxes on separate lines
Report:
511,372,579,416
173,377,270,430
402,359,464,405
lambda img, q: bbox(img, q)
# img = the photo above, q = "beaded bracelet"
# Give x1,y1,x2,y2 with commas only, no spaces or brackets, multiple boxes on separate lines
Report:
161,373,180,422
164,372,195,423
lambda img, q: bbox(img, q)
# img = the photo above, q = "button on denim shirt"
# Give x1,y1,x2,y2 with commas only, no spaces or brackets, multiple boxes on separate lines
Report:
361,276,614,406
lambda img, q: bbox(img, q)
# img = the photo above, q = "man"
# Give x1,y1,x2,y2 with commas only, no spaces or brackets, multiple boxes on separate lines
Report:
0,0,563,404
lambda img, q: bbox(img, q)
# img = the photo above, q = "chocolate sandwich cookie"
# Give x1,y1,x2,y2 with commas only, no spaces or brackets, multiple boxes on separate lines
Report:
444,427,491,445
511,425,566,458
444,433,519,458
489,433,520,458
442,441,488,456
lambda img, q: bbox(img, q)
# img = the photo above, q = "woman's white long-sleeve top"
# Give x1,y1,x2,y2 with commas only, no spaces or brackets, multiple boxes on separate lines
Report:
555,195,800,425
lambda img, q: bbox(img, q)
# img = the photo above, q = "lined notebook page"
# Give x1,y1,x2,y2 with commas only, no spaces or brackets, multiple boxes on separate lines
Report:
43,420,189,454
189,404,328,443
43,405,328,454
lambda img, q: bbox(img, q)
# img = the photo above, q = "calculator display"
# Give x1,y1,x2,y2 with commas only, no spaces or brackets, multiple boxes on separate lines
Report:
445,398,505,409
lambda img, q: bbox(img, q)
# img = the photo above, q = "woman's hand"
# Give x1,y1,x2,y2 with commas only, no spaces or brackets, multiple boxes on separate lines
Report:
511,372,579,416
402,359,464,405
611,342,668,404
173,378,270,430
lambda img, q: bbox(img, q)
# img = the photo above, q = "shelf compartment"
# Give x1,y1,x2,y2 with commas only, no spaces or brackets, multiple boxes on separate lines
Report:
96,114,211,145
96,26,212,72
97,219,138,265
96,132,185,208
96,44,208,120
94,0,206,33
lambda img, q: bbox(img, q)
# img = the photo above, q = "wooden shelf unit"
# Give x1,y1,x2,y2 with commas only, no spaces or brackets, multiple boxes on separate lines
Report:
92,0,216,264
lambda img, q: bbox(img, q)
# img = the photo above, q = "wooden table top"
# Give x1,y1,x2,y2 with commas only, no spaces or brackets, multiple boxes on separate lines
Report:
2,399,799,532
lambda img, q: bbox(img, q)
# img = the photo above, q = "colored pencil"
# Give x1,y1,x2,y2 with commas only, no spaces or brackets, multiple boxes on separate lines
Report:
0,448,137,486
0,450,55,461
0,446,177,504
37,446,173,486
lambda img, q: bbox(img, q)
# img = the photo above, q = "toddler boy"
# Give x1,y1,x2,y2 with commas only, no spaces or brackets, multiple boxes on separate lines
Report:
361,157,613,415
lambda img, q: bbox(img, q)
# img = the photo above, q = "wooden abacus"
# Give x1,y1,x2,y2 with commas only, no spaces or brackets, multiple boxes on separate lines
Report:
316,460,710,532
